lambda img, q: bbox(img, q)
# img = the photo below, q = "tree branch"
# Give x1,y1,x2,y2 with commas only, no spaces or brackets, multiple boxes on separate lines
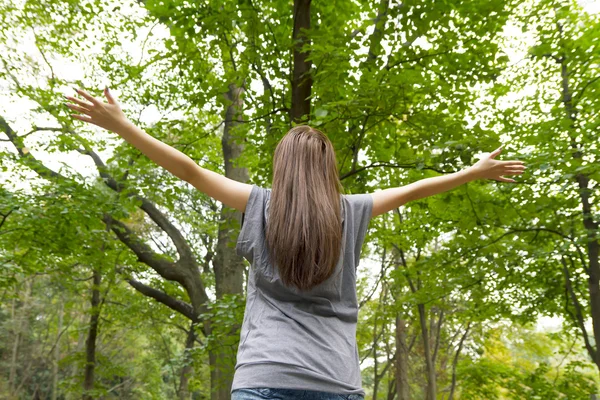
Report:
102,214,187,284
0,116,64,180
576,75,600,101
127,278,196,321
340,161,455,181
561,256,597,364
448,322,471,400
74,145,196,263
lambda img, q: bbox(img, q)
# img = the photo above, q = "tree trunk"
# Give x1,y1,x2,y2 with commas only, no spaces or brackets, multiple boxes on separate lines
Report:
558,35,600,369
178,323,197,400
9,297,19,394
448,322,470,400
83,269,101,399
418,303,436,400
52,297,64,400
372,317,379,400
207,83,249,400
65,316,86,400
290,0,312,122
9,278,32,397
395,314,410,400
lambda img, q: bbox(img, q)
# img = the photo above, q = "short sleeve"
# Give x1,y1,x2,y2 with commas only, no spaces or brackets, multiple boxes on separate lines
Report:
236,184,267,261
343,193,373,268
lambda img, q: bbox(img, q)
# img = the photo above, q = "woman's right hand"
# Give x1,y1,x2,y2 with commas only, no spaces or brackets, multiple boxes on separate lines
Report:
468,147,526,183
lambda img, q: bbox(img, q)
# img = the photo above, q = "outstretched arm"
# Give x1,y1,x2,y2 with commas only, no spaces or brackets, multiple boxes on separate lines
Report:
65,87,252,212
370,147,526,217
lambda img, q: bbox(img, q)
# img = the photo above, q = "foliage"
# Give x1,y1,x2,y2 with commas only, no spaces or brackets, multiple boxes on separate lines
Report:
1,0,600,398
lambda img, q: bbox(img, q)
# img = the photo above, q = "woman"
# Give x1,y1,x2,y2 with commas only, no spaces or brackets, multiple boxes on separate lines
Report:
66,88,525,399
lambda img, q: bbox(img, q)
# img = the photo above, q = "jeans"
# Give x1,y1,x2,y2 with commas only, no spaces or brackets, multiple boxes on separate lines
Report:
231,388,365,400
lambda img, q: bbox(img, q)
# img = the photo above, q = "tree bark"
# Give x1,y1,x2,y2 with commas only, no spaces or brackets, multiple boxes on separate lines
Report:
51,297,64,400
290,0,312,122
448,322,470,400
557,30,600,369
418,303,436,400
395,314,410,400
178,323,197,400
372,316,379,400
9,278,32,397
206,83,249,399
396,236,436,400
9,297,19,394
83,269,101,399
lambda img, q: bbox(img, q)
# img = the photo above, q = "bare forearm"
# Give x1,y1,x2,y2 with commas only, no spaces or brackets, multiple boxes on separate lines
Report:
114,121,196,182
403,168,477,203
371,147,525,217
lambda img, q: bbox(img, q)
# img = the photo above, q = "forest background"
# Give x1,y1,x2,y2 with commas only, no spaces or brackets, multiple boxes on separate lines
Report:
1,0,600,399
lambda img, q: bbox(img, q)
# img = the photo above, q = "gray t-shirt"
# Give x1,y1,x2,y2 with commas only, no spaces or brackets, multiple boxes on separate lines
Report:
232,185,373,395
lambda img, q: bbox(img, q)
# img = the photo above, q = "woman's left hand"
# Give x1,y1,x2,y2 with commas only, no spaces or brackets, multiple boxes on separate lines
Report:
65,87,130,133
468,146,526,183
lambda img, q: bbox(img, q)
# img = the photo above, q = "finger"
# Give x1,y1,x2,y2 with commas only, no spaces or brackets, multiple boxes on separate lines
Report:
104,87,118,105
503,166,526,173
65,95,93,109
71,114,93,123
75,88,101,106
65,103,91,114
489,146,503,159
502,160,525,166
496,176,516,183
504,169,524,175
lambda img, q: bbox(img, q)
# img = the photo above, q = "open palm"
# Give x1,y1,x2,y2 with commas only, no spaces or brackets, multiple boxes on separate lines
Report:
470,147,526,183
65,87,130,133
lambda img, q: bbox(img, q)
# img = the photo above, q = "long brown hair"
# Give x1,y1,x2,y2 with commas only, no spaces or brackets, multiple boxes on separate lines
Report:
265,125,344,291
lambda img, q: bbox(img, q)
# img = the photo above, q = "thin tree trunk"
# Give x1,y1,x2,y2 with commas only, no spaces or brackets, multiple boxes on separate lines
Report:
290,0,312,122
432,310,444,364
373,317,379,400
558,28,600,369
9,279,32,397
178,323,197,400
9,297,19,394
387,378,396,400
52,297,64,400
83,269,101,399
395,314,410,400
418,303,436,400
448,322,471,400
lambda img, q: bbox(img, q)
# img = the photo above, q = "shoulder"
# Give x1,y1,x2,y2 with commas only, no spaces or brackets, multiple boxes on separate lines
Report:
343,193,373,206
342,193,374,220
242,185,271,215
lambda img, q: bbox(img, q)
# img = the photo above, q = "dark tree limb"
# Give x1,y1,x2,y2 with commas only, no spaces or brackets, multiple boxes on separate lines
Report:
0,116,64,180
561,256,597,365
127,279,196,321
432,309,444,363
83,269,101,399
576,75,600,101
102,214,187,284
290,0,312,122
340,161,455,181
0,208,15,231
75,145,196,263
448,322,471,400
557,26,600,367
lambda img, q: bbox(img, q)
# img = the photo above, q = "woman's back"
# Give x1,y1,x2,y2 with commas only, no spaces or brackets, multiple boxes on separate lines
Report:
232,185,373,396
